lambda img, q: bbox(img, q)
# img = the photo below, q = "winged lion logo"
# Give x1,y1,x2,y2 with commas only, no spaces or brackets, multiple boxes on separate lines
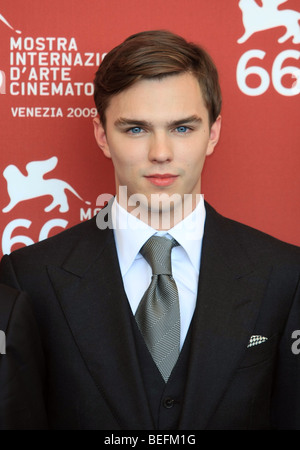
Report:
2,156,91,213
238,0,300,44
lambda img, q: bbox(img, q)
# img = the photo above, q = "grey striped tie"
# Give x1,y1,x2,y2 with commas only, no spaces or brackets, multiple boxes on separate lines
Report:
135,236,180,382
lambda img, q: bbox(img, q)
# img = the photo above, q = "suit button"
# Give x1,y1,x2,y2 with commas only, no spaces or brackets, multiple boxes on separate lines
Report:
163,397,175,409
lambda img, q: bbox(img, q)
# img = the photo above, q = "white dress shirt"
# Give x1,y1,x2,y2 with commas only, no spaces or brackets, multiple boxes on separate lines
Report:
111,196,206,349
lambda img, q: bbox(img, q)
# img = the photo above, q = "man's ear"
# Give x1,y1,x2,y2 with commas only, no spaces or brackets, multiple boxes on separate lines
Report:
206,115,222,156
93,117,111,159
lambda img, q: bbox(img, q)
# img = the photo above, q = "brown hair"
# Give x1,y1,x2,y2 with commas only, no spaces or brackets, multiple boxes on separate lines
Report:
94,30,222,128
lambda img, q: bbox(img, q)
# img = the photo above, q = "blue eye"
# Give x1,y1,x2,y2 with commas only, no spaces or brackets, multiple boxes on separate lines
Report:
129,127,143,134
176,126,189,133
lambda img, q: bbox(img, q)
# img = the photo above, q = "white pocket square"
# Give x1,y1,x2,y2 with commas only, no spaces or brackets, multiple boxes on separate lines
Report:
247,335,268,348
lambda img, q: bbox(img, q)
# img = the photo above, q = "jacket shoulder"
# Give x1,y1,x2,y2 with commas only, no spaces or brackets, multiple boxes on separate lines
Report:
205,202,300,265
2,216,109,266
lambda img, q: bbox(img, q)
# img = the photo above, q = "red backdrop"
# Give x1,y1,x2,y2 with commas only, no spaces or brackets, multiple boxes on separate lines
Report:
0,0,299,256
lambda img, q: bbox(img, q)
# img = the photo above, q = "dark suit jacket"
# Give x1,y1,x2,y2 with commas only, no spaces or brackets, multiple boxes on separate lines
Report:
0,284,47,429
0,202,299,430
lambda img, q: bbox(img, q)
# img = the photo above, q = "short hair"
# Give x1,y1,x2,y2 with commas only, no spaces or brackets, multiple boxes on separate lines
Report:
94,30,222,128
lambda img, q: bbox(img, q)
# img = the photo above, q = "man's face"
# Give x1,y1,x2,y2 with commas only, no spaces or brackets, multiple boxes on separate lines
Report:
94,72,221,222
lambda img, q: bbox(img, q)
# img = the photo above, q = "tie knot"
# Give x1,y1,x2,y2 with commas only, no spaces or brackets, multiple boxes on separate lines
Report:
140,235,178,275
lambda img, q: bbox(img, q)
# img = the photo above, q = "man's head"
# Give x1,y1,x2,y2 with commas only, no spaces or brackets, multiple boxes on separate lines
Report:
93,30,222,229
94,30,222,130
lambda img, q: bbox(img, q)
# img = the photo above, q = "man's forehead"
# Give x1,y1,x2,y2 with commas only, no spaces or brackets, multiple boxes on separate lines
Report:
103,72,210,127
111,72,204,101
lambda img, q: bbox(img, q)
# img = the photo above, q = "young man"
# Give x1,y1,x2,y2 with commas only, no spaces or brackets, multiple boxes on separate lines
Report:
0,30,299,430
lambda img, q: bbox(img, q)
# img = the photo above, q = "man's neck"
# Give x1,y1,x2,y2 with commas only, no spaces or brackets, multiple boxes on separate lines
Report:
116,192,203,231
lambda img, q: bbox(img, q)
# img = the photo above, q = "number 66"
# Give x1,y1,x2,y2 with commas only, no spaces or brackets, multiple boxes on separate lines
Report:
237,49,300,96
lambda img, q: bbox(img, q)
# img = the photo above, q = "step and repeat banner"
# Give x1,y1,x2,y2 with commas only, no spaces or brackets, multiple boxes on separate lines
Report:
0,0,299,255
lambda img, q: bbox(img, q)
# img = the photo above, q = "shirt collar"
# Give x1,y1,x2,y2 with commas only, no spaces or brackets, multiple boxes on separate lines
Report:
167,195,205,273
112,199,154,277
112,195,206,277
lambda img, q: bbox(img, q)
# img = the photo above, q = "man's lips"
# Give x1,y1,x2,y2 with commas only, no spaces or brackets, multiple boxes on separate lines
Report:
145,174,178,187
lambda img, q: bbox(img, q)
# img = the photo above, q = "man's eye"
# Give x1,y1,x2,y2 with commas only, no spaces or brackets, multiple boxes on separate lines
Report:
175,126,190,133
128,127,143,134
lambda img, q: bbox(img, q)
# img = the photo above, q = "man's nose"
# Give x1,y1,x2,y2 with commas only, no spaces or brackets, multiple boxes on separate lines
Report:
148,133,173,163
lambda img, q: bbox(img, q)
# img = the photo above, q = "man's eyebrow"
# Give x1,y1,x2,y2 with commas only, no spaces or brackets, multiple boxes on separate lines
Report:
114,118,152,128
114,115,202,128
167,115,203,127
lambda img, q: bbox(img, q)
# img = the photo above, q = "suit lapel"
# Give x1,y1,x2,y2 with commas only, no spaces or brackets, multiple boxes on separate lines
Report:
47,214,154,430
179,203,271,429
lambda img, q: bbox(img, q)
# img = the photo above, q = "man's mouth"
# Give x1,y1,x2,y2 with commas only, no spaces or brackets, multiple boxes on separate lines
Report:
145,174,178,187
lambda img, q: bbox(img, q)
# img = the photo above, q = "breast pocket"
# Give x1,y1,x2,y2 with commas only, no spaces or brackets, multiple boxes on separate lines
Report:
238,333,279,369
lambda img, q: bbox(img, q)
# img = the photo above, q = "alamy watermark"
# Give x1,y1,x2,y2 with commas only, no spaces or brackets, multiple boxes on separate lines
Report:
0,330,6,354
96,186,203,233
291,330,300,355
